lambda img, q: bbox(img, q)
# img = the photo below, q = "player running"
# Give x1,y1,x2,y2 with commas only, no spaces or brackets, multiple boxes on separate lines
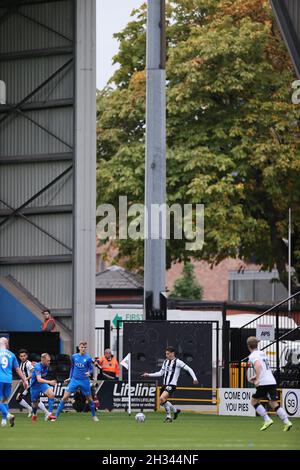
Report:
55,341,98,422
16,349,51,420
30,353,57,422
0,337,28,427
16,349,34,417
247,336,293,431
142,346,199,422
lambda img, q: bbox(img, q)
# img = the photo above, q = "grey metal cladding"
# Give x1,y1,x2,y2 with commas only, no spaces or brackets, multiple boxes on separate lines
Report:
270,0,300,78
0,0,73,54
0,56,74,104
0,108,73,155
286,0,300,36
0,263,73,309
0,213,73,257
0,0,75,313
0,162,73,209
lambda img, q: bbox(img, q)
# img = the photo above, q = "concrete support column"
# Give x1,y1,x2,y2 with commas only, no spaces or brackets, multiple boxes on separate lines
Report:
73,0,96,354
144,0,166,316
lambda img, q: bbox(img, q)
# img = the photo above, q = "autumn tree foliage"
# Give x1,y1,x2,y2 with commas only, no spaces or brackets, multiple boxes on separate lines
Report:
97,0,300,288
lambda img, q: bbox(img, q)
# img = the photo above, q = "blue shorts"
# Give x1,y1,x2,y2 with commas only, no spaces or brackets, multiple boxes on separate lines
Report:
30,383,51,402
0,382,12,400
66,379,91,397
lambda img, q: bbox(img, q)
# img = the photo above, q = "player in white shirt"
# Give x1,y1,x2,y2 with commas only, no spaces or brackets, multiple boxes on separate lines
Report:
16,349,52,420
247,336,292,431
142,346,198,422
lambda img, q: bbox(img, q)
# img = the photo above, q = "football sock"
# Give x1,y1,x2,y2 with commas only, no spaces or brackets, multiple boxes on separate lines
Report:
163,402,171,417
89,400,96,417
166,401,177,413
275,406,289,424
254,404,271,422
0,403,8,419
56,400,65,417
38,401,48,413
48,398,54,413
20,399,32,411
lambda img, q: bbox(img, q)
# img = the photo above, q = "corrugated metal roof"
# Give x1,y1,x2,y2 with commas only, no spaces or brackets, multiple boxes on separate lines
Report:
96,266,143,290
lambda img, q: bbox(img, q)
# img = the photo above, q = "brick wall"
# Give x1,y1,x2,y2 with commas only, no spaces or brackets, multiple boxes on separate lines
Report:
166,258,260,301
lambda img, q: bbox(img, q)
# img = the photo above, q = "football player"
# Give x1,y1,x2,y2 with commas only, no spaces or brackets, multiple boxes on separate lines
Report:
142,346,198,422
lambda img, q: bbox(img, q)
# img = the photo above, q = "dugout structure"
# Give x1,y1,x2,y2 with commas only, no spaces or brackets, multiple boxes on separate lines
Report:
0,0,96,352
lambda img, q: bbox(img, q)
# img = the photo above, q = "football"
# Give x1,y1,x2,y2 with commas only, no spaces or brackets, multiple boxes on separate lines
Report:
135,412,146,423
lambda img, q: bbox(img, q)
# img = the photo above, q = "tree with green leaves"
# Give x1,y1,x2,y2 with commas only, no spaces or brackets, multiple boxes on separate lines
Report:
169,262,203,300
97,0,300,289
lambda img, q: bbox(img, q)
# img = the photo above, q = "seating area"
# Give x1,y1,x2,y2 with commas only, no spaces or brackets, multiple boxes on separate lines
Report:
278,364,300,389
13,354,72,382
47,354,71,382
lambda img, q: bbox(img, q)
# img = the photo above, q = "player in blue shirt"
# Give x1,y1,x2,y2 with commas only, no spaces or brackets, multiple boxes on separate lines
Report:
30,353,57,422
0,337,28,427
55,341,98,421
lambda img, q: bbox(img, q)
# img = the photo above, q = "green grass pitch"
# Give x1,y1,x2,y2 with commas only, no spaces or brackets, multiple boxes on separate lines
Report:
0,412,299,450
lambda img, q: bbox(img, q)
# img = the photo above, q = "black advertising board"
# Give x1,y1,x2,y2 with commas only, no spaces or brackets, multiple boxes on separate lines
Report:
9,382,74,410
96,380,156,411
9,380,157,412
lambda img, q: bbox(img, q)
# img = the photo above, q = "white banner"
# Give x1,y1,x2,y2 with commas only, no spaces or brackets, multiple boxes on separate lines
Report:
282,389,300,418
219,388,255,416
256,324,275,341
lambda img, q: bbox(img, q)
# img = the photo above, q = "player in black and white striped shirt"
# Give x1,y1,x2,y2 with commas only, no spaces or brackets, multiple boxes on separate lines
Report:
142,346,198,422
16,350,51,420
16,350,34,417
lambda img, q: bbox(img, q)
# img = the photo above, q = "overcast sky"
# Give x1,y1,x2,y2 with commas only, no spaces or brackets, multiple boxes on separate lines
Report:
96,0,143,89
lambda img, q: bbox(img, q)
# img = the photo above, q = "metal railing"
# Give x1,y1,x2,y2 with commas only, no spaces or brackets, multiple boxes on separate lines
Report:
236,290,300,387
95,327,105,358
156,386,284,415
156,386,219,413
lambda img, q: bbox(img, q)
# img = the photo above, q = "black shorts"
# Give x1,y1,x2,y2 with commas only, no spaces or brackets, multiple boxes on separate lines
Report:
161,385,176,397
252,385,277,401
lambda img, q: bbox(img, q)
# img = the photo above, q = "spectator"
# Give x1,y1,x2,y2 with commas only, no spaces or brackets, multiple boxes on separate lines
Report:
41,309,56,332
95,349,120,380
73,385,99,413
